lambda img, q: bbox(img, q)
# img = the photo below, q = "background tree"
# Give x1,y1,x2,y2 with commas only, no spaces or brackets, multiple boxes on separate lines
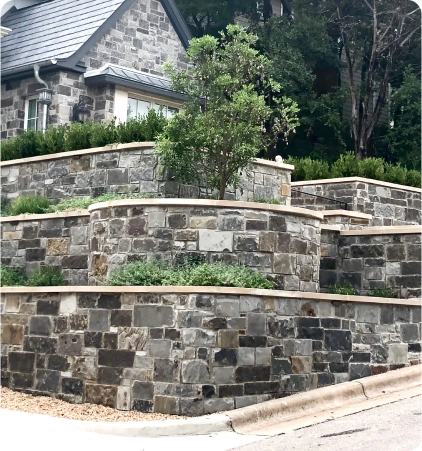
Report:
328,0,421,158
156,25,299,200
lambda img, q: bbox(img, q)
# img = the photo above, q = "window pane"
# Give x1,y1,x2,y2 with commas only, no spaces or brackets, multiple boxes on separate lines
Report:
28,99,38,119
27,118,37,130
127,98,138,120
153,104,166,117
136,100,151,118
167,107,178,118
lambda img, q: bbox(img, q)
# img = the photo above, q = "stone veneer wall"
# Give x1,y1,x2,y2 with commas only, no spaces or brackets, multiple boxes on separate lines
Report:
0,144,293,205
1,213,90,285
1,288,420,415
88,200,321,291
291,178,421,226
336,227,422,298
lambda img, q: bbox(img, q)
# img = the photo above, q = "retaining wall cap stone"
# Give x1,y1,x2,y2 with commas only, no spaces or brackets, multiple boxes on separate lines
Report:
322,210,372,220
340,225,422,236
291,176,422,193
0,210,90,223
87,198,324,220
2,286,420,306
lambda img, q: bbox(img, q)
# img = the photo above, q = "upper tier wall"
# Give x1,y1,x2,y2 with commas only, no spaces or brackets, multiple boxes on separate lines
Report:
0,143,294,205
88,199,322,291
291,177,421,226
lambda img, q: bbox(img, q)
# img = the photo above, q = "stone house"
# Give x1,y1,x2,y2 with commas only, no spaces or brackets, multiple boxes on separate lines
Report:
0,0,192,138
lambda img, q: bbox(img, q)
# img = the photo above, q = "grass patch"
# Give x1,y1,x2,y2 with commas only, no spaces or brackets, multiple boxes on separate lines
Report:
107,260,275,289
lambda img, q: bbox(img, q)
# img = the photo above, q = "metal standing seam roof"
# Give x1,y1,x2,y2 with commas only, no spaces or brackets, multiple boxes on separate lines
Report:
0,0,192,77
84,64,187,101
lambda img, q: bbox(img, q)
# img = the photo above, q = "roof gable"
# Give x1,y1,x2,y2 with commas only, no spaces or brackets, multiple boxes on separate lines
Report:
1,0,191,77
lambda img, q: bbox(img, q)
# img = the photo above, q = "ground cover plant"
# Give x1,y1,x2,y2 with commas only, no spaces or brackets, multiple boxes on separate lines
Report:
1,265,64,287
328,282,356,296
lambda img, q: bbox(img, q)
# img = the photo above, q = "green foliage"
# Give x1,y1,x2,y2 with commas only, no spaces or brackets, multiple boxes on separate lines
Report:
46,193,157,213
107,260,274,289
288,153,421,188
286,157,330,182
27,265,65,287
1,266,27,287
328,283,355,296
157,25,299,200
1,197,11,216
7,196,51,216
367,288,398,298
252,198,281,205
386,67,421,170
0,112,167,161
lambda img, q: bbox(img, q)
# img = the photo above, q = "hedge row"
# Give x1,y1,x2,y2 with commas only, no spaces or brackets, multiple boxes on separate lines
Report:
1,110,166,161
286,153,421,188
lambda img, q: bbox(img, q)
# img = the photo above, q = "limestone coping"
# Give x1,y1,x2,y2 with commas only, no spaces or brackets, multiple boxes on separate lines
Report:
291,176,422,194
1,285,420,306
0,210,89,223
87,198,324,220
340,225,421,236
0,143,294,172
322,210,372,220
0,142,155,167
321,225,341,232
253,157,294,171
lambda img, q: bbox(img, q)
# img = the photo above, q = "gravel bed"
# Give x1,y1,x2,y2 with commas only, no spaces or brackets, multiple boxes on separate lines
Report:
0,387,187,422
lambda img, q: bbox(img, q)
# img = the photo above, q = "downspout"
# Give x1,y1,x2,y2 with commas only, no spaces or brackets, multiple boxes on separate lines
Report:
34,64,49,133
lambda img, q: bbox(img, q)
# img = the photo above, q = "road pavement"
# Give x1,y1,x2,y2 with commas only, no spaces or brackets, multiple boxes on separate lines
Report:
229,395,422,451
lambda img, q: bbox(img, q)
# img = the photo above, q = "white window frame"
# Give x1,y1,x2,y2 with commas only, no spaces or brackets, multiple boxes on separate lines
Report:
114,88,182,124
24,96,39,131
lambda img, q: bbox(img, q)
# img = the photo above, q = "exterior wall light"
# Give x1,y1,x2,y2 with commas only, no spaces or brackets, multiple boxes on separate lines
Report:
73,99,91,123
37,87,53,106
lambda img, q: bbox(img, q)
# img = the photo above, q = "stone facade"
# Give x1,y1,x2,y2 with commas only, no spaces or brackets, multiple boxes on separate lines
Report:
1,289,420,415
0,144,293,204
336,228,422,298
292,179,421,226
89,200,321,291
1,213,90,285
1,0,188,136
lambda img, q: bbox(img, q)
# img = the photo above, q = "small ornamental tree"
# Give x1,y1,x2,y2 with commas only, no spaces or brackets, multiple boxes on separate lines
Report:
155,25,299,200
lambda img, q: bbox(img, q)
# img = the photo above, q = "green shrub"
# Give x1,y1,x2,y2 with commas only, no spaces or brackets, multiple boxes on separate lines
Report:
328,282,355,296
107,260,274,289
46,192,156,213
367,288,398,298
64,121,94,151
286,156,330,182
38,125,67,155
331,152,361,178
382,163,408,185
1,266,28,287
1,197,11,216
406,170,421,189
358,157,385,180
7,196,51,216
27,265,65,286
1,130,41,161
117,110,167,143
253,198,281,204
90,121,118,148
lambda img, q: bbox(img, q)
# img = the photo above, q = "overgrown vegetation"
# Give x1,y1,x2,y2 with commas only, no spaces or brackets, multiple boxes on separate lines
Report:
107,260,275,289
1,110,167,161
6,196,51,216
328,282,356,296
156,25,299,200
368,288,399,298
1,265,64,287
252,198,281,205
286,153,421,188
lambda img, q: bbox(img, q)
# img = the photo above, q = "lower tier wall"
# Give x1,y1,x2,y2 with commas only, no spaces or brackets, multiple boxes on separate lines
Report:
1,288,420,416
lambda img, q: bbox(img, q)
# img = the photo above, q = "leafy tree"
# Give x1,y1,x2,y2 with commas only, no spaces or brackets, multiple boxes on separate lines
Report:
252,7,347,161
327,0,421,158
156,25,299,200
387,66,421,170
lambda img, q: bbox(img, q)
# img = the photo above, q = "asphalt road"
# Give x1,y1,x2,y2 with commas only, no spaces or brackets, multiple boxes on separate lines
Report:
229,395,422,451
0,395,420,451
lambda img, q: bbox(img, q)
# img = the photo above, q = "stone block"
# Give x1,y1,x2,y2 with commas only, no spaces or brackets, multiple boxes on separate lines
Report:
291,356,312,374
218,330,239,348
324,330,352,352
35,369,60,392
153,359,180,382
1,324,24,345
182,329,216,347
255,348,272,365
234,235,258,251
272,358,292,375
235,365,271,382
356,305,380,324
190,217,218,229
244,381,280,395
47,238,69,255
9,352,35,373
199,230,233,251
180,398,204,416
213,348,237,366
98,349,135,367
202,317,227,330
134,305,174,327
58,333,83,355
182,360,210,383
24,336,57,354
215,299,240,317
400,324,419,343
29,316,52,336
246,313,266,336
259,232,276,252
61,377,84,396
147,340,172,358
60,294,77,314
238,347,255,366
273,254,295,274
132,381,154,400
239,335,267,347
116,386,131,411
388,343,408,364
349,363,371,381
204,398,235,413
88,310,110,331
86,384,117,407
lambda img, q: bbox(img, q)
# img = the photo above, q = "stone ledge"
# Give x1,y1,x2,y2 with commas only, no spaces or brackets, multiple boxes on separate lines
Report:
0,210,89,223
322,210,372,220
2,286,420,306
0,142,155,167
253,158,294,171
340,225,421,236
87,198,324,220
321,225,341,232
291,177,422,194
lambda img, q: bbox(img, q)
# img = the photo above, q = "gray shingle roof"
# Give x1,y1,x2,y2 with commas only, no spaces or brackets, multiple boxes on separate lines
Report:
1,0,191,77
1,0,128,74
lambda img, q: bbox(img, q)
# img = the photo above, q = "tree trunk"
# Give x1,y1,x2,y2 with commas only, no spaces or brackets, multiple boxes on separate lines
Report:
218,177,227,200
